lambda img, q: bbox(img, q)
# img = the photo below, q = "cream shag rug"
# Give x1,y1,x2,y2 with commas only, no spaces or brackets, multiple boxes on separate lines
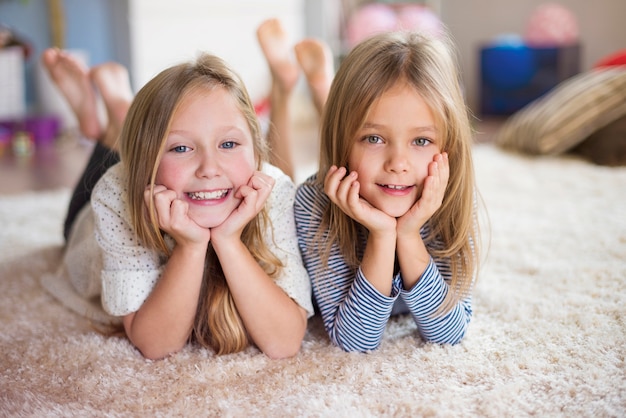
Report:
1,143,624,417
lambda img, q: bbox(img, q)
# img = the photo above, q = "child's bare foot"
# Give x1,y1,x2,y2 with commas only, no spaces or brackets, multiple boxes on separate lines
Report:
90,62,133,151
295,39,334,116
257,18,300,95
257,18,301,179
41,48,102,139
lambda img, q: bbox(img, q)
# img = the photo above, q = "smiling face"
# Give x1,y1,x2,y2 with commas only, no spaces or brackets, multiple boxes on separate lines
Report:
155,86,256,228
347,80,441,218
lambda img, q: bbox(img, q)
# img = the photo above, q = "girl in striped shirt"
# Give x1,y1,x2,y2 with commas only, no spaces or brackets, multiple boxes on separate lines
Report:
295,30,481,352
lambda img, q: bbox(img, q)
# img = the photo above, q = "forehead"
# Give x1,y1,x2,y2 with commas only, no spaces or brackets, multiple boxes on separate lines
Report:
173,86,245,121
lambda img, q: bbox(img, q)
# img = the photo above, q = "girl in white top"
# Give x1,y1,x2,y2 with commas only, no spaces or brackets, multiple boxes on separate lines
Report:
43,51,313,360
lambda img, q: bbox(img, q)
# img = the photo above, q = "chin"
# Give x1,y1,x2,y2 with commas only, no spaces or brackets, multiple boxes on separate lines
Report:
377,201,413,218
191,212,230,229
387,209,411,218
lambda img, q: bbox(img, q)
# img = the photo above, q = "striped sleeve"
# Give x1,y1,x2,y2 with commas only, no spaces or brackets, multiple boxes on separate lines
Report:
400,258,472,345
294,179,399,352
295,177,473,351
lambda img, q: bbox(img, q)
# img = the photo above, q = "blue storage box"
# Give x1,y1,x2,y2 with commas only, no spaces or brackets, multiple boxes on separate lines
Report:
480,43,580,115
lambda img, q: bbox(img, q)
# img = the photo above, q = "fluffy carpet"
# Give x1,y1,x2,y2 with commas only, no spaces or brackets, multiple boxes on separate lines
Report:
1,143,624,417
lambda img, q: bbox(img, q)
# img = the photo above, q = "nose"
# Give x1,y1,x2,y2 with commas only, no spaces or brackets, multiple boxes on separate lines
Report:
195,152,221,178
384,145,409,173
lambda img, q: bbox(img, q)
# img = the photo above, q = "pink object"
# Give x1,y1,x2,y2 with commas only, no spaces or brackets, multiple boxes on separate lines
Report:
346,3,398,49
395,5,443,38
524,3,579,47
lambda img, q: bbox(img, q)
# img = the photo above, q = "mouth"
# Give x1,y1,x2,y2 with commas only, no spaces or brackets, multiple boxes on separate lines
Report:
186,189,230,201
378,184,413,191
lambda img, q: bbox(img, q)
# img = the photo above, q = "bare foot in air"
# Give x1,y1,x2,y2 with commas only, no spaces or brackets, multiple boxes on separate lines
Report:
257,18,301,96
295,38,334,116
257,18,301,179
41,48,102,140
90,62,134,151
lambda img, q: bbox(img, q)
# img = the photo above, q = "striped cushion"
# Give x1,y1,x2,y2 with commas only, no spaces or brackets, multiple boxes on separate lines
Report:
495,67,626,155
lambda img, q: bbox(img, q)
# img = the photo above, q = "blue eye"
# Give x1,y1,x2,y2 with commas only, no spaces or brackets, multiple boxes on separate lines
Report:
414,138,431,146
172,145,191,153
220,141,236,149
365,135,382,144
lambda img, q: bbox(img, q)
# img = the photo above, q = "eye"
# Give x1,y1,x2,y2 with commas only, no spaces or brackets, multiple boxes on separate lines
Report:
172,145,191,153
414,137,432,147
220,140,237,149
364,135,383,144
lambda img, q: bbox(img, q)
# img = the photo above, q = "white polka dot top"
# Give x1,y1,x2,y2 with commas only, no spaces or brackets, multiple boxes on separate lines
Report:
89,162,313,318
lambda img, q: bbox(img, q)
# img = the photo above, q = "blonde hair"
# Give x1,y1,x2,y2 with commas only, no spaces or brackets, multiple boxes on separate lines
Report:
316,31,479,312
118,52,282,354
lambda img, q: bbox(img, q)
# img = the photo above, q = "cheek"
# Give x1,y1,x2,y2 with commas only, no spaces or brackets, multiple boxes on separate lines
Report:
230,155,256,182
416,152,438,179
155,160,181,187
347,148,365,174
416,164,430,182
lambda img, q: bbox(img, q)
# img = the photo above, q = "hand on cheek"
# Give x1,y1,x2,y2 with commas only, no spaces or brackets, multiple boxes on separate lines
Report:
212,171,274,241
398,152,449,233
145,185,211,245
324,165,395,234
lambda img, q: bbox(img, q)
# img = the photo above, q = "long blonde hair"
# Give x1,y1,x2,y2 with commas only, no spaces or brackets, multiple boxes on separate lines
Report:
316,31,479,312
118,52,282,354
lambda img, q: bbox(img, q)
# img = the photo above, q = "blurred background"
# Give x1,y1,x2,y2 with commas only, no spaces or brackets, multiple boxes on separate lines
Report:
0,0,624,188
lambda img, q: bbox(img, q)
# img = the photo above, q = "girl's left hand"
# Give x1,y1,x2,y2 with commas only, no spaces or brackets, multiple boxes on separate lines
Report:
397,152,449,235
211,171,275,242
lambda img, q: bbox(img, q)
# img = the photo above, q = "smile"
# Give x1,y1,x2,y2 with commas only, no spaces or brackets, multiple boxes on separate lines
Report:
187,189,229,200
380,184,412,190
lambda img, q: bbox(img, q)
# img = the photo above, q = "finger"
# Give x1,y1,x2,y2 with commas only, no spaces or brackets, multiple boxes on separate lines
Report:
422,168,445,208
249,173,274,206
144,185,168,223
144,184,165,204
250,172,275,190
346,179,361,211
432,153,450,194
168,199,190,229
324,166,346,197
238,185,265,214
440,152,450,185
143,187,152,208
153,189,177,226
335,171,357,204
234,184,251,200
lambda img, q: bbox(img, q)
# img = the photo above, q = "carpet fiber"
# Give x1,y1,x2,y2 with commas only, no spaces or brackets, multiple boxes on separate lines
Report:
1,143,624,417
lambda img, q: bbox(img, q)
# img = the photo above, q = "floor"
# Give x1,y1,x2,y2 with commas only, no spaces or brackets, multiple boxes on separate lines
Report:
0,132,94,195
0,117,503,195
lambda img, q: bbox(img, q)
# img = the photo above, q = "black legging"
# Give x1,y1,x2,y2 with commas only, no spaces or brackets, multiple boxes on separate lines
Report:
64,142,120,240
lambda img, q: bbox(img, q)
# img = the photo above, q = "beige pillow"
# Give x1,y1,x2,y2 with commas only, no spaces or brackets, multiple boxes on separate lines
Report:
569,114,626,166
495,67,626,155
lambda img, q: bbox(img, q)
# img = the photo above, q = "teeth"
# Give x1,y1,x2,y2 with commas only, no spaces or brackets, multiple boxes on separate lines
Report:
187,190,228,200
384,184,409,190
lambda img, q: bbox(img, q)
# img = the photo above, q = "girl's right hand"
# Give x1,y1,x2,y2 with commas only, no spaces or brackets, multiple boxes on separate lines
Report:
324,165,396,234
145,185,211,246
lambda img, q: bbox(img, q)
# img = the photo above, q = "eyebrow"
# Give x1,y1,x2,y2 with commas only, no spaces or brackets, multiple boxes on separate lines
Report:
361,122,438,134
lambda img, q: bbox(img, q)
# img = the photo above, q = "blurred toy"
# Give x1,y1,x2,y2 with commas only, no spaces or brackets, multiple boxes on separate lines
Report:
0,24,32,59
345,3,398,49
12,131,34,157
396,5,443,38
524,2,579,47
482,35,535,90
345,3,444,50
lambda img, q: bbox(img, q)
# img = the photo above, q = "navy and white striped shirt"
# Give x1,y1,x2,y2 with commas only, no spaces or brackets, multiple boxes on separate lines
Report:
294,175,472,352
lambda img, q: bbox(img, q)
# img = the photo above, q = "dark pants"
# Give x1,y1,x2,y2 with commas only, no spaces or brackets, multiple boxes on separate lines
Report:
64,143,120,240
